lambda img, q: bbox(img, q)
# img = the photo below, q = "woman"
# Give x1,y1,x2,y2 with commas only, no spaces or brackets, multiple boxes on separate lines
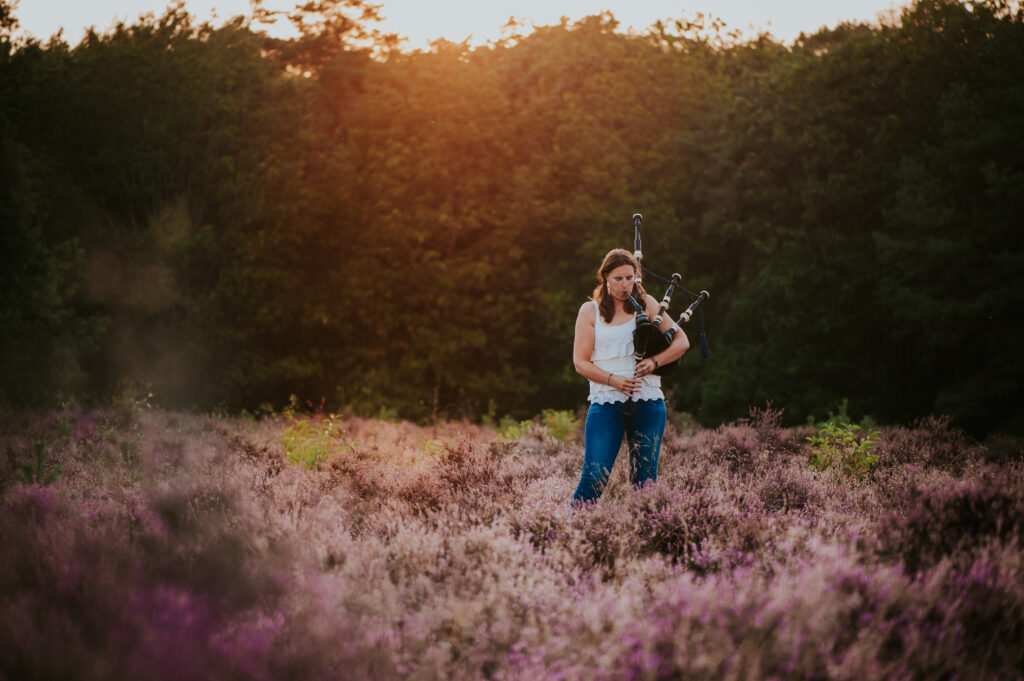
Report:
571,249,690,505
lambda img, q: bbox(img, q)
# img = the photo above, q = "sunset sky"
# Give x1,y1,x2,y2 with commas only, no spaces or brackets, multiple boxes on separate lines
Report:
16,0,907,48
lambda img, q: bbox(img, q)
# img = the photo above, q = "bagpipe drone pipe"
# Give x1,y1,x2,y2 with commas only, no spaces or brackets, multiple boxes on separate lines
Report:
626,213,710,377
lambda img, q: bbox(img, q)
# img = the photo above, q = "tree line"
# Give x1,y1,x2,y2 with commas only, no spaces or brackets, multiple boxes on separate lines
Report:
1,0,1022,434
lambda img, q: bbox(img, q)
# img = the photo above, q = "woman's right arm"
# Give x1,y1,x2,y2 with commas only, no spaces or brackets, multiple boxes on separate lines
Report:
572,302,640,396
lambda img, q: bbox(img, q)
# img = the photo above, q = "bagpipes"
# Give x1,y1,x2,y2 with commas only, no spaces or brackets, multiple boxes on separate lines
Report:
625,213,710,376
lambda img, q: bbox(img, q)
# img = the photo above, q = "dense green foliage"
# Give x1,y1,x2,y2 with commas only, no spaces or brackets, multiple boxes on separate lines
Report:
1,0,1022,433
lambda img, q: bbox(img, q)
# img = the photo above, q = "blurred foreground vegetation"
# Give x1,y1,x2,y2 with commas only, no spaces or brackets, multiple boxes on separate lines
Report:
1,0,1022,434
1,405,1022,679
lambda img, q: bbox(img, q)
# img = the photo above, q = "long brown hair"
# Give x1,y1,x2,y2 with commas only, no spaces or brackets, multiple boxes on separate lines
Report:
591,249,647,323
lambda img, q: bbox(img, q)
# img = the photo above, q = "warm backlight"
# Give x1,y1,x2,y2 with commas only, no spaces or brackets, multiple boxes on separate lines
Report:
19,0,904,48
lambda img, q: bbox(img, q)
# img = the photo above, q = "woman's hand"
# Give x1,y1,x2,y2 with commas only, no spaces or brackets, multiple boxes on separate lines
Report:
612,374,643,397
633,358,658,378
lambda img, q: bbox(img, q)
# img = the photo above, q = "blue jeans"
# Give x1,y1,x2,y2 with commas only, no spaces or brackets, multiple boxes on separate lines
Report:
571,398,667,505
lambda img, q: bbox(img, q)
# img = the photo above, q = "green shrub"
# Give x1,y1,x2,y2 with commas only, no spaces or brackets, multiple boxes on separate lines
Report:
279,414,357,470
495,410,581,443
421,439,446,458
807,398,876,430
497,415,534,442
17,439,62,486
807,422,879,478
541,409,580,443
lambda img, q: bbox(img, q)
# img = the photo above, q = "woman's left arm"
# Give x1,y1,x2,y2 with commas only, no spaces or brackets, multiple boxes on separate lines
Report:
635,293,689,377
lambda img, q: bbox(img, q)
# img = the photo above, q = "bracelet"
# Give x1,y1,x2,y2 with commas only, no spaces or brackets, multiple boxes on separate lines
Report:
607,372,613,386
652,358,660,369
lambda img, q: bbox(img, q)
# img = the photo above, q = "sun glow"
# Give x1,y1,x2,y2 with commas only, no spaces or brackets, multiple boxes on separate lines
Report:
20,0,905,48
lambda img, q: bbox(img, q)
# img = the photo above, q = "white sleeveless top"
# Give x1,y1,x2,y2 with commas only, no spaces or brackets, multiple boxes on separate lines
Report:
588,301,664,404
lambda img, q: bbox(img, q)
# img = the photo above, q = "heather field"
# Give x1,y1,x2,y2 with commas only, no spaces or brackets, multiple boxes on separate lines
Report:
2,405,1023,681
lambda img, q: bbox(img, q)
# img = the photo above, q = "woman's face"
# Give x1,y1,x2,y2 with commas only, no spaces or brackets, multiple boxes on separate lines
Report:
605,264,637,301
